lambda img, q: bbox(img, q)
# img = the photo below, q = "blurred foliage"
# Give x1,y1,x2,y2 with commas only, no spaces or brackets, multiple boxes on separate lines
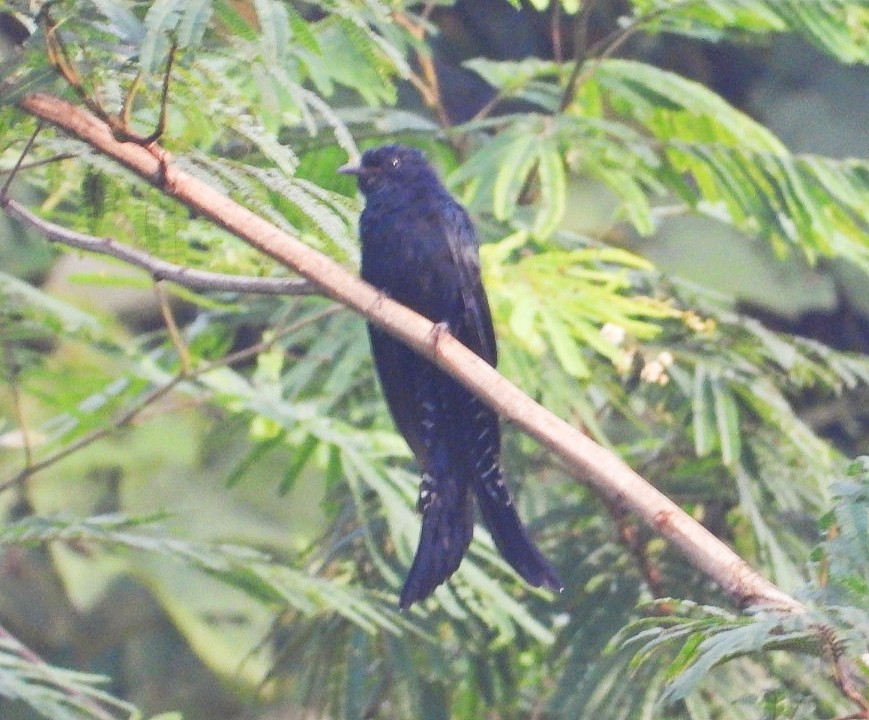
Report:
1,0,869,719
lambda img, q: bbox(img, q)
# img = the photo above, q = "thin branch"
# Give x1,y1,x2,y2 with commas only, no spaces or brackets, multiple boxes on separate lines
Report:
0,153,74,177
38,4,179,147
560,4,669,110
155,280,191,372
0,377,183,493
137,37,176,146
586,15,648,61
551,2,564,65
392,11,452,129
118,36,178,146
0,303,342,492
1,341,33,470
468,89,509,124
0,198,318,296
1,121,42,199
39,6,110,124
206,303,342,371
559,0,597,112
0,123,43,484
14,92,806,614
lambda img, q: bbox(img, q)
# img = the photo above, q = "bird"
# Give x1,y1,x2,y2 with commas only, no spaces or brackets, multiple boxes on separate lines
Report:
339,144,562,608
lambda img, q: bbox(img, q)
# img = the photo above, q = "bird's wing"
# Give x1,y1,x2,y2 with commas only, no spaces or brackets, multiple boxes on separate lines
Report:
438,201,497,366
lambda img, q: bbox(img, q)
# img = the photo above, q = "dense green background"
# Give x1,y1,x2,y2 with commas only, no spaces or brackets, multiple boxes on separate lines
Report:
1,1,869,718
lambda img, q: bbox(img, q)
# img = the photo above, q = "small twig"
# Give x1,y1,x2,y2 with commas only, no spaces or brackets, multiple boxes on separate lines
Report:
118,38,178,147
0,121,42,199
468,89,508,124
39,6,110,123
551,2,563,64
564,6,671,104
119,71,142,133
1,342,33,470
204,303,343,372
0,153,74,177
392,11,452,129
419,1,437,23
39,4,176,147
0,125,44,484
558,0,597,112
146,38,175,144
155,280,191,372
0,198,318,296
585,15,646,61
361,664,395,719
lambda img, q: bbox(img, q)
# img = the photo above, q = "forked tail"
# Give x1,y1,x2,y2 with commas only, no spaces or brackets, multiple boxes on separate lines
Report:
399,473,475,609
475,473,563,592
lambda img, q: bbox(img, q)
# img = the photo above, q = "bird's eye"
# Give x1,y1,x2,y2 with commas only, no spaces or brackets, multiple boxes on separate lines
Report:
390,156,400,168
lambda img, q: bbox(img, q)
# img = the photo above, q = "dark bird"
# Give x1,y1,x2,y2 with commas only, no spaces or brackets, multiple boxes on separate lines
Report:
340,145,562,608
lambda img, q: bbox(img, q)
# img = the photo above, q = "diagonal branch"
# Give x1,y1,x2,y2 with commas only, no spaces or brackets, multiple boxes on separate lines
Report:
14,91,804,614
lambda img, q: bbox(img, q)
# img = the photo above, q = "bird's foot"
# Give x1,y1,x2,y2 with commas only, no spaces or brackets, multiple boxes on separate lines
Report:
429,321,451,356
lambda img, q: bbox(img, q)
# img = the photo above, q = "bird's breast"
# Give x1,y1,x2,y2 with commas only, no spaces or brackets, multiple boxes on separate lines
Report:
360,206,452,306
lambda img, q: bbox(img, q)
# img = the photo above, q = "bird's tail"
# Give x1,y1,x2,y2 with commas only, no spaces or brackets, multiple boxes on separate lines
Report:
475,471,563,592
399,473,475,609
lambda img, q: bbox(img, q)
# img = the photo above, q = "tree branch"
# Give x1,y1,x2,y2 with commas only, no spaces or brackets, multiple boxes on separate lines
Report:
14,92,804,614
0,198,318,297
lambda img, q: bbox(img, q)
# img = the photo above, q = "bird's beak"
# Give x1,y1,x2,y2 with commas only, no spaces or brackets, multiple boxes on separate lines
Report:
338,161,363,176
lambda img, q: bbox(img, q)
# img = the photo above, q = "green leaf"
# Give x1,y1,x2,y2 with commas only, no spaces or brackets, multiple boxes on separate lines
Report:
86,0,146,42
629,0,869,64
533,137,567,236
254,0,290,63
711,379,741,465
224,432,287,488
176,0,212,48
140,0,185,73
0,271,100,335
280,433,319,494
572,59,869,264
539,308,591,378
452,116,571,238
692,366,716,457
484,243,678,379
463,57,562,110
491,133,539,222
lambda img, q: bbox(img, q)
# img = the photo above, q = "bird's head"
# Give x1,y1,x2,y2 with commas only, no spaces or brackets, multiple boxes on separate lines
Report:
339,145,436,199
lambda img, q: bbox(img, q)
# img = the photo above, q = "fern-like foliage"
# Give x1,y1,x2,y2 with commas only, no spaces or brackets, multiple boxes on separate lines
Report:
630,0,869,64
0,632,137,720
606,457,869,719
456,57,869,266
